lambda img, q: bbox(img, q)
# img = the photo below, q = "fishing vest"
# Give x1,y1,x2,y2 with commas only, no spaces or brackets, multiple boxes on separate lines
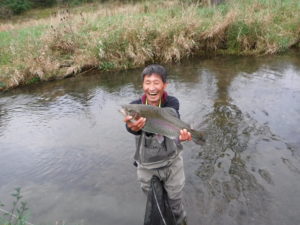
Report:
133,108,183,169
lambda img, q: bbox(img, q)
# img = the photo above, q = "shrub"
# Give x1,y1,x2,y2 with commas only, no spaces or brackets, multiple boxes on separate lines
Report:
0,6,13,19
2,0,32,15
30,0,57,7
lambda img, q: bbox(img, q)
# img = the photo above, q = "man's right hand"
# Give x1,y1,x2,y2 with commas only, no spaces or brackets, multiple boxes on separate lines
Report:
124,116,146,132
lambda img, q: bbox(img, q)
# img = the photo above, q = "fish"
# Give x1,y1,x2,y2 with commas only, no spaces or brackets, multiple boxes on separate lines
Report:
120,104,205,145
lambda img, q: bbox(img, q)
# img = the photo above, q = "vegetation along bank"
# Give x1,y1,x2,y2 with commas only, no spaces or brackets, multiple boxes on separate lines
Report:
0,0,299,91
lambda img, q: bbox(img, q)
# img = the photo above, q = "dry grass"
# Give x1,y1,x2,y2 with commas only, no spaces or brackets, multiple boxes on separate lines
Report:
0,0,299,91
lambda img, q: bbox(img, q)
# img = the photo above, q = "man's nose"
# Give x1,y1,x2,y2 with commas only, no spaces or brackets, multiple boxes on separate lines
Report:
149,84,156,90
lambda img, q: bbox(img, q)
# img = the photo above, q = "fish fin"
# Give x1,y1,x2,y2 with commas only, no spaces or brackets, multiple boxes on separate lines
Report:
190,129,206,145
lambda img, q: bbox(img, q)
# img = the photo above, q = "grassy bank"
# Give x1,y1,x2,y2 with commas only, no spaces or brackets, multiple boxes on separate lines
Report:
0,0,299,91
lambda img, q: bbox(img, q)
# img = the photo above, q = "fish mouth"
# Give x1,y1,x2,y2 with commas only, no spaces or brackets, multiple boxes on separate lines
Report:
119,108,127,116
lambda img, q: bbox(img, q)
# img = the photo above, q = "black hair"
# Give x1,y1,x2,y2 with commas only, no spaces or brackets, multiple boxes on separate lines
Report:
141,64,168,83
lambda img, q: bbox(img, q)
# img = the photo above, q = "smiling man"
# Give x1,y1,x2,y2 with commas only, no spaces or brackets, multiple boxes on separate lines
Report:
123,64,191,225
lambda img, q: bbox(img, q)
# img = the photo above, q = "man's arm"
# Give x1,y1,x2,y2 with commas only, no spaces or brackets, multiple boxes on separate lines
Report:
165,96,180,118
165,96,191,142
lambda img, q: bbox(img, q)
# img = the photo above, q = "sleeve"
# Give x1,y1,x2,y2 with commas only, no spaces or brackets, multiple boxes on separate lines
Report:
165,96,180,118
126,124,142,135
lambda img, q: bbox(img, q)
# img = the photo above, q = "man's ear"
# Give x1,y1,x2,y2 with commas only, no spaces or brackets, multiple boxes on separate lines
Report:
163,82,168,89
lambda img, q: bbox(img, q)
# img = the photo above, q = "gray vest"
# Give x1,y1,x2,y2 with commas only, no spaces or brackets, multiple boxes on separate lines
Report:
133,108,183,169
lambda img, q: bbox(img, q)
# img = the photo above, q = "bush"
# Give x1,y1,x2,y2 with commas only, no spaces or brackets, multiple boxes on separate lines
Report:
30,0,56,7
0,6,13,19
1,0,32,15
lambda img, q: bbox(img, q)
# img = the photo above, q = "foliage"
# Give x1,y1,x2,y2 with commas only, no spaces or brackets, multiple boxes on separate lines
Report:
0,188,30,225
30,0,56,7
0,0,151,16
1,0,32,15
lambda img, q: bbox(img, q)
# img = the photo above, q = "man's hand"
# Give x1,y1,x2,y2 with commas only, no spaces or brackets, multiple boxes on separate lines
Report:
179,129,192,142
124,116,146,132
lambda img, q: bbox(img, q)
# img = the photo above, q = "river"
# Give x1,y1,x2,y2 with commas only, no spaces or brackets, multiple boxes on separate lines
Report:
0,52,300,225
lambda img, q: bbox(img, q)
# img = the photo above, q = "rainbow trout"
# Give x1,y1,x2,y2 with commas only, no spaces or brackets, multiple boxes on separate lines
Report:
120,104,205,145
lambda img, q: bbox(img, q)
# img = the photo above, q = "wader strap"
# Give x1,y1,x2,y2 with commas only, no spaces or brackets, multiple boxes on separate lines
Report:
133,131,146,166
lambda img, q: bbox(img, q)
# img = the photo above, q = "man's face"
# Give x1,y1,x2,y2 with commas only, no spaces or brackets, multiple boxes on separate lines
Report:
143,73,167,106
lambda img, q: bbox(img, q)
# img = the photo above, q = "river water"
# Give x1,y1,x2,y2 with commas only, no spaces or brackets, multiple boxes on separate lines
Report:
0,52,300,225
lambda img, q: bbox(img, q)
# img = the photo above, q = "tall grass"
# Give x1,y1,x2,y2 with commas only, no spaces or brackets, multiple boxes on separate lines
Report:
0,0,299,90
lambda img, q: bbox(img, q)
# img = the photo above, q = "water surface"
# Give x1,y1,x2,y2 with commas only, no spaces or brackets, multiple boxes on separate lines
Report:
0,52,300,225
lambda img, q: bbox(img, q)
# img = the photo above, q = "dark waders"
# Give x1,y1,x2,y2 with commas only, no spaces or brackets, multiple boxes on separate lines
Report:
144,175,177,225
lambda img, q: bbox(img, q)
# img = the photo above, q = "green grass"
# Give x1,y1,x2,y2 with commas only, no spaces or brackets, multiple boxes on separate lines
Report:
0,31,12,48
0,26,46,49
0,25,47,66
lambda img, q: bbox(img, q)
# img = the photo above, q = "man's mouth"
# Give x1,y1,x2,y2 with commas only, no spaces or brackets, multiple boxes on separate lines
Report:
148,92,158,96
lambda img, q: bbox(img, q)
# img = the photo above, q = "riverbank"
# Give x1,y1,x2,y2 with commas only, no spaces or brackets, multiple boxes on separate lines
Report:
0,0,299,91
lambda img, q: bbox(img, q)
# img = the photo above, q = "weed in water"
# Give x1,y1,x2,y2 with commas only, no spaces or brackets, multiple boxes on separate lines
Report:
0,187,32,225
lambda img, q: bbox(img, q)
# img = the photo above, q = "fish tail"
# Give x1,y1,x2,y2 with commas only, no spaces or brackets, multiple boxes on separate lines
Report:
190,129,206,145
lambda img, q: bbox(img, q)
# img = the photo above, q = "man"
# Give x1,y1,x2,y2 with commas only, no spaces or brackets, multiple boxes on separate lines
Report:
123,64,191,225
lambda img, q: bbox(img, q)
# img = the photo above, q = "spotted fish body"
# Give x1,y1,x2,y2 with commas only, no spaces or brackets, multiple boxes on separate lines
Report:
120,104,205,144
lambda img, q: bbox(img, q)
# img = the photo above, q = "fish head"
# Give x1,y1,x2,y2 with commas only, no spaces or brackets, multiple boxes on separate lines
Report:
120,104,142,120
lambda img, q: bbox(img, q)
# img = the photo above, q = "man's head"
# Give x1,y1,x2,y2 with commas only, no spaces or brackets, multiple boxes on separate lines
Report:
141,64,168,106
142,64,167,83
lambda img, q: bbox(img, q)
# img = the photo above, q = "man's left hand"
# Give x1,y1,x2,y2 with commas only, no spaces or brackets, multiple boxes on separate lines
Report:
179,129,192,142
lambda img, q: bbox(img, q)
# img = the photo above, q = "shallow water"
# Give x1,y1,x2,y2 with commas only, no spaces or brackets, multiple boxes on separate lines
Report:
0,52,300,225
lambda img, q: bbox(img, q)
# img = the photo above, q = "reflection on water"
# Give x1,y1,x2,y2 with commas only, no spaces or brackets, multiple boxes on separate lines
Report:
195,101,273,225
0,51,300,225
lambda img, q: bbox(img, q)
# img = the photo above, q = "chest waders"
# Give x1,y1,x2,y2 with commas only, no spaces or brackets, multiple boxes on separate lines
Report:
136,98,183,224
144,176,176,225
